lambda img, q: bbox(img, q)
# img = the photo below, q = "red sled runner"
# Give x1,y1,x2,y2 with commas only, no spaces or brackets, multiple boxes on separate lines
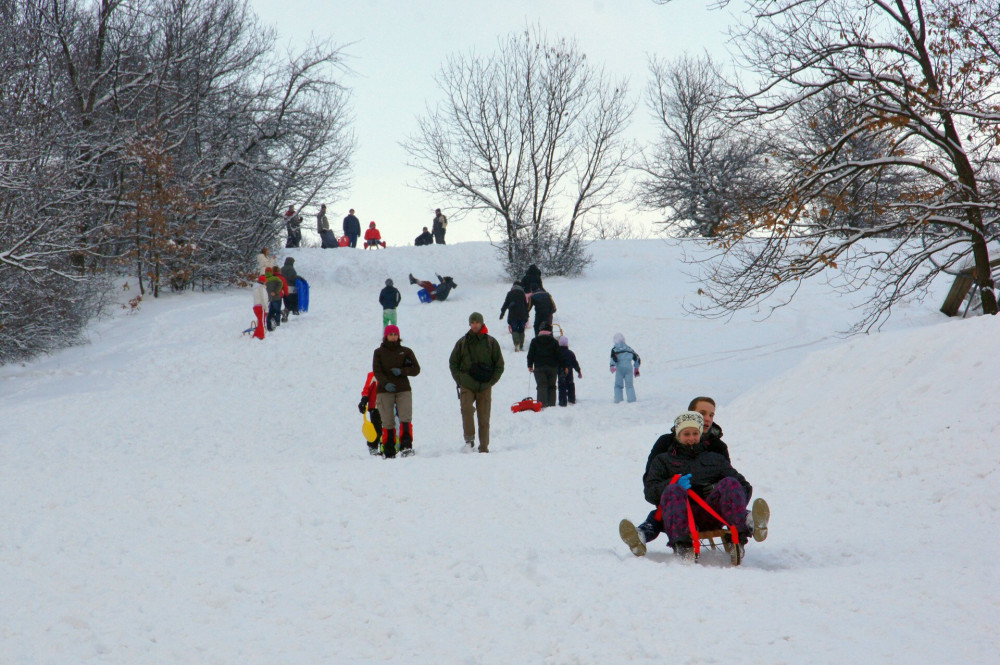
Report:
511,397,543,413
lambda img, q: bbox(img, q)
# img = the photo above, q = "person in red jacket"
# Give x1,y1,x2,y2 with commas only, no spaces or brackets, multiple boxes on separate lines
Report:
358,371,382,456
364,221,387,249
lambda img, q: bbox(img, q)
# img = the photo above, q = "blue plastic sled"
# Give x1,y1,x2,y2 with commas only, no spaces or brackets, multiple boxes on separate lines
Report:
296,278,310,312
417,288,431,303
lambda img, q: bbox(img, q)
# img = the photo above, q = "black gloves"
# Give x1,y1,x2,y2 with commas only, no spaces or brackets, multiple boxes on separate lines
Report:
358,397,368,414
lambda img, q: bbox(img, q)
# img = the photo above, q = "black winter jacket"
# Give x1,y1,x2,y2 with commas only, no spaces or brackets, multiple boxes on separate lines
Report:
379,286,401,310
526,333,560,369
557,347,580,374
343,214,361,236
528,290,556,321
521,265,543,292
500,286,529,323
643,422,729,483
644,441,751,506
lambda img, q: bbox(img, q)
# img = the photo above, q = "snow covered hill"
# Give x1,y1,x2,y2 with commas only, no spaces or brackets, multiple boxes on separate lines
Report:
2,240,997,664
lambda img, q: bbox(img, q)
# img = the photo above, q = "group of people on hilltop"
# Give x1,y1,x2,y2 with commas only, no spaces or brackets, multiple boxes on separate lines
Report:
414,209,448,246
284,204,455,250
250,248,305,338
283,204,391,249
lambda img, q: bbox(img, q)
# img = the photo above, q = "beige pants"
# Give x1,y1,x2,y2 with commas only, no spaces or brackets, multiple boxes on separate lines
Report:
377,390,412,422
459,386,492,452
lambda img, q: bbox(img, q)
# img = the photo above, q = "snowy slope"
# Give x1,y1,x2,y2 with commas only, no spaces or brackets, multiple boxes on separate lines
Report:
2,240,997,665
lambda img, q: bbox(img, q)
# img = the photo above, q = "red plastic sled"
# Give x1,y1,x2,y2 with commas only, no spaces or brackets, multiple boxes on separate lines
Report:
511,397,543,413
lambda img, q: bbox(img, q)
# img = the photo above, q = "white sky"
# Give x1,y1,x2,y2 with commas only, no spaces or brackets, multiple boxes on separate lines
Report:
251,0,741,243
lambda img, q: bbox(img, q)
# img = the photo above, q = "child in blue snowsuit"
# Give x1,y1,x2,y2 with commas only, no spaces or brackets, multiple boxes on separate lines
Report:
610,332,640,403
557,336,582,406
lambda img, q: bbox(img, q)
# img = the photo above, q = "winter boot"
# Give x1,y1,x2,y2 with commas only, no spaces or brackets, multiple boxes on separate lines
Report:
367,442,381,456
750,498,770,542
399,423,414,457
381,428,397,459
281,310,289,322
408,273,418,285
619,519,647,557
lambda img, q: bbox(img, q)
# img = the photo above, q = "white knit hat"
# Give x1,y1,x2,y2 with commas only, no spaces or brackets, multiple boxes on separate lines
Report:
673,411,704,436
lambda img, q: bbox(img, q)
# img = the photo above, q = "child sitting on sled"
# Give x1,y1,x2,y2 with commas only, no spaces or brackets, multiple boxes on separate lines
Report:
631,410,769,559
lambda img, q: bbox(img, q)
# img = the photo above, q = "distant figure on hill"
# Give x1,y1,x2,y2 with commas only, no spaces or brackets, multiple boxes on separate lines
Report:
343,209,361,248
415,227,434,246
379,278,402,327
557,336,581,406
317,204,338,248
284,206,302,248
364,221,386,249
521,264,543,292
432,208,447,244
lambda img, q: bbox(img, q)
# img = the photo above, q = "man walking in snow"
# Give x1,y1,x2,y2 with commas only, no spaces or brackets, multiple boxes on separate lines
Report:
449,312,504,453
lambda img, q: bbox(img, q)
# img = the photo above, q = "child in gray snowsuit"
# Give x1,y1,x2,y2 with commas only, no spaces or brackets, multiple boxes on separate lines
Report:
610,332,640,403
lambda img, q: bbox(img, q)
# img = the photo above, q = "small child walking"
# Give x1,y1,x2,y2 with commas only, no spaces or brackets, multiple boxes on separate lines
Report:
379,278,402,327
610,332,640,403
557,336,582,406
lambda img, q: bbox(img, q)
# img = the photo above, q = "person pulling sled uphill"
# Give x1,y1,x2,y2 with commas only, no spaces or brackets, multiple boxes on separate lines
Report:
499,280,529,351
526,323,560,407
372,324,421,458
409,273,457,302
633,411,769,563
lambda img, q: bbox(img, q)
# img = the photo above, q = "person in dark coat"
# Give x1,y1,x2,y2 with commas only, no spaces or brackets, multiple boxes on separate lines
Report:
280,257,300,320
641,411,757,556
521,264,543,292
526,324,560,407
499,281,529,351
414,227,434,246
343,209,361,248
556,336,582,406
621,397,732,554
527,287,556,337
317,204,338,248
284,206,302,248
372,324,421,457
379,278,402,327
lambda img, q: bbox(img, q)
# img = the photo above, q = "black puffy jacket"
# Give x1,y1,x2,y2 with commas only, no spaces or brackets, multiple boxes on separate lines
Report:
643,422,730,483
500,286,528,323
644,440,751,506
526,333,560,369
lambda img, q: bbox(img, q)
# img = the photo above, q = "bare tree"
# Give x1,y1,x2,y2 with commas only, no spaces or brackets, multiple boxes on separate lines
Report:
1,0,355,363
405,27,635,276
692,0,1000,330
639,53,773,238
